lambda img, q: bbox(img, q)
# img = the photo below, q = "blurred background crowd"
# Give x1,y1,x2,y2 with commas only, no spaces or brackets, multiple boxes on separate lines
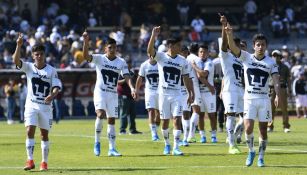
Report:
0,0,306,122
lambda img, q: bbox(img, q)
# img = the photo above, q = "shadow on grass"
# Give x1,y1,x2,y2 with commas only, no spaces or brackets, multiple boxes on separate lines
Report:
269,142,307,146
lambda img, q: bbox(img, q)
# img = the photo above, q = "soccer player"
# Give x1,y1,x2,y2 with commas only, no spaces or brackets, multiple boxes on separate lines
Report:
186,43,203,143
191,45,217,143
135,56,160,141
179,46,194,146
219,14,244,154
147,26,194,155
225,23,280,167
13,33,62,171
82,31,136,157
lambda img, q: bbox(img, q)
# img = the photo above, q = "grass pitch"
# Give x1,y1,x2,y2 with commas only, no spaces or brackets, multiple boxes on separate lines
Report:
0,117,306,175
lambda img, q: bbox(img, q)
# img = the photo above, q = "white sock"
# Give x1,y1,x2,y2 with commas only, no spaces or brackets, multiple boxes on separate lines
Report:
199,130,206,137
41,141,49,163
245,133,255,152
173,130,181,149
161,129,170,146
226,116,236,146
107,124,116,150
149,124,157,137
211,130,217,137
234,115,244,138
26,139,35,160
182,119,190,141
188,113,199,139
258,138,267,160
95,118,103,143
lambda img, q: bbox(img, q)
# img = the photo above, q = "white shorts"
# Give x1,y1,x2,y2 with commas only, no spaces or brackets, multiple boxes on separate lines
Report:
94,90,118,118
191,83,202,107
180,93,191,112
145,92,159,109
244,98,272,122
222,91,244,114
24,108,52,131
295,95,307,107
159,95,183,119
200,92,216,113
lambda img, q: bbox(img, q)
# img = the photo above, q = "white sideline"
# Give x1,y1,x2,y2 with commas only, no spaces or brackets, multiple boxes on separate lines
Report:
0,165,307,170
1,133,307,152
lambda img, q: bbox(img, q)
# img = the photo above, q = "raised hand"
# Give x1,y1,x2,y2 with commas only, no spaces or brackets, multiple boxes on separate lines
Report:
16,33,23,47
224,22,233,35
151,26,161,37
82,29,89,42
218,13,227,26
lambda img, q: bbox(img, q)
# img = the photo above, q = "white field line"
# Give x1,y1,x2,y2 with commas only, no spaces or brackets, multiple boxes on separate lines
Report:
0,165,307,170
1,133,307,152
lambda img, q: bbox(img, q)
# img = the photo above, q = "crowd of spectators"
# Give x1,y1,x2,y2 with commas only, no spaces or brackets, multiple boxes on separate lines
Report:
0,0,306,121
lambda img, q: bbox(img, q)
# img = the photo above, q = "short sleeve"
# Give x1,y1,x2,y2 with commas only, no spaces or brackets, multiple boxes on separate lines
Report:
52,69,62,90
182,60,189,76
220,51,230,59
154,52,164,62
91,54,102,64
121,61,129,76
16,61,31,73
138,63,145,77
239,50,250,62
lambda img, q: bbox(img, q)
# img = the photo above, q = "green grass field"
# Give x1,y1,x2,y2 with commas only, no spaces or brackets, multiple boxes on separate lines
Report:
0,117,306,175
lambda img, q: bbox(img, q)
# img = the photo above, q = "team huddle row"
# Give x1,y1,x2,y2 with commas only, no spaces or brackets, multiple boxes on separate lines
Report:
12,15,279,171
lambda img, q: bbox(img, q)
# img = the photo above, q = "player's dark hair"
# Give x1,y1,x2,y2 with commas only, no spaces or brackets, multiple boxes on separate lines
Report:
31,44,45,53
189,43,199,54
199,44,208,50
166,37,181,45
105,37,117,45
252,33,268,45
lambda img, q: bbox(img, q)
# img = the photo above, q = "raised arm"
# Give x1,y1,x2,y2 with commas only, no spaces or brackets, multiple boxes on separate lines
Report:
224,23,240,57
147,26,160,58
12,33,23,68
219,13,228,52
82,29,92,62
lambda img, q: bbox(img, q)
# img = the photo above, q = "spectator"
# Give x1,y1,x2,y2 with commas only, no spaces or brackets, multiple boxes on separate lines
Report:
292,72,307,118
271,15,283,38
191,15,205,34
21,3,32,23
119,11,132,36
4,79,17,124
88,12,97,27
177,0,190,26
188,27,201,42
18,74,27,123
244,0,257,25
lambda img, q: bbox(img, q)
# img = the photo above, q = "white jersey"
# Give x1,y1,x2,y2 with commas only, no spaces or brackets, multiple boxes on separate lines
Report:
186,53,202,86
154,52,189,95
17,61,62,111
200,58,214,93
92,54,129,94
220,51,244,92
180,63,192,95
138,60,159,95
239,50,279,99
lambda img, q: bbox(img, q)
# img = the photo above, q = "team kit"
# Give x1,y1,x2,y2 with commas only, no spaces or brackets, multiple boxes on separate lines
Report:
13,15,280,171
